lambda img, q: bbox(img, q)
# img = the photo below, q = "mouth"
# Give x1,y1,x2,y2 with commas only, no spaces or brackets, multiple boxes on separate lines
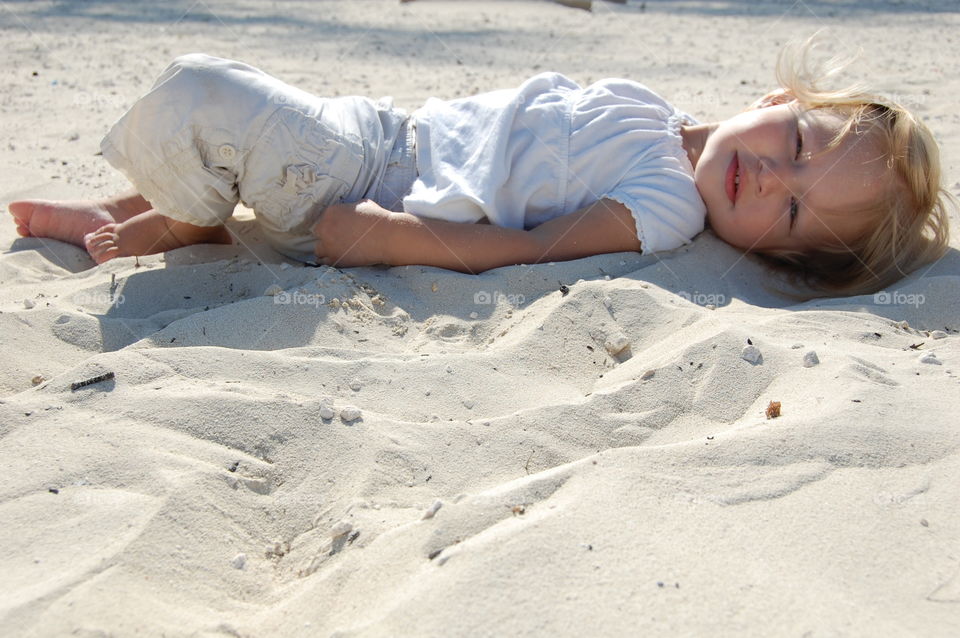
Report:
725,153,740,205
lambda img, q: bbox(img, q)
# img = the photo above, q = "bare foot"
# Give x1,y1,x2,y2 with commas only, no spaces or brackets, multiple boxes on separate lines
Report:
83,223,122,265
9,199,115,247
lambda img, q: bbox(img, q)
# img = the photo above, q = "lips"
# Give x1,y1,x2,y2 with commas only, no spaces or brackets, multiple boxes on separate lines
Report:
725,153,740,205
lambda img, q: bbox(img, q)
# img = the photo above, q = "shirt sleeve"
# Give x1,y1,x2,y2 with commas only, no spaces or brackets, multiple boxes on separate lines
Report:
604,157,706,254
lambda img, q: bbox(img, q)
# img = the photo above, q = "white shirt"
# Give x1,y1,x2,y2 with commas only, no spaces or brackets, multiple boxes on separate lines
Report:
403,72,706,255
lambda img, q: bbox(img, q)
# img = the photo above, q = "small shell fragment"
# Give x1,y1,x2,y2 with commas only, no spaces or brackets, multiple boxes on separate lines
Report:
422,499,443,520
431,282,439,293
264,284,283,296
765,401,781,419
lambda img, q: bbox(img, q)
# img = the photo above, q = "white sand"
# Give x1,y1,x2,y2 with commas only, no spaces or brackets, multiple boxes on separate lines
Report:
2,1,959,635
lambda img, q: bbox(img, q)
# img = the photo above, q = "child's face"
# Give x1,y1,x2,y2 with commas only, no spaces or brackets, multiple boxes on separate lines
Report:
694,103,889,253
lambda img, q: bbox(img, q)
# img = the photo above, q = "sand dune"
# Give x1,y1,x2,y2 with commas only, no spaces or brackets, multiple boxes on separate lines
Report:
1,1,958,636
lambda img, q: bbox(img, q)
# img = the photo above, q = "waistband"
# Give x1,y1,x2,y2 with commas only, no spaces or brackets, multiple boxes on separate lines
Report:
375,116,419,212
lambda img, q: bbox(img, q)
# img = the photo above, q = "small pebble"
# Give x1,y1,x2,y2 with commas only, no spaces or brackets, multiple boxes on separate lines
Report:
641,369,655,380
349,379,362,391
791,343,804,349
330,521,352,538
602,296,612,309
802,351,819,367
31,375,45,386
431,282,439,293
280,262,291,270
930,330,947,340
340,405,362,422
704,303,716,310
319,403,335,420
469,311,478,319
919,352,941,365
23,299,35,309
462,399,475,409
422,499,443,520
604,333,630,356
741,345,763,365
263,284,283,296
231,553,246,570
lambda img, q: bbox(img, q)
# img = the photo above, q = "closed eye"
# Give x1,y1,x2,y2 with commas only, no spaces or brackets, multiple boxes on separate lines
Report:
789,117,803,231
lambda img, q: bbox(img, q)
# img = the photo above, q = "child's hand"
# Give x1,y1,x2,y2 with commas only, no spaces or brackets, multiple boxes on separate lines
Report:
312,200,392,267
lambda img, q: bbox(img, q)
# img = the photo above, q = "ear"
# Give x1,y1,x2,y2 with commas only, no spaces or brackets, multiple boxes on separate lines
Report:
745,88,795,111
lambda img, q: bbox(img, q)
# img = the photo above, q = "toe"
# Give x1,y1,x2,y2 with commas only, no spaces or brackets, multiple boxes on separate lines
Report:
8,200,35,225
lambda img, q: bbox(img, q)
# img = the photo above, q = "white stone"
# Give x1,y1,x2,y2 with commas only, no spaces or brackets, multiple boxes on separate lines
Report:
469,311,478,319
340,406,362,422
462,399,475,409
704,304,716,310
330,521,353,538
741,345,763,365
803,351,820,367
23,299,35,309
604,333,630,356
231,553,246,570
319,403,335,420
280,262,291,270
919,352,942,365
263,284,283,296
931,330,948,340
602,296,613,309
349,379,362,391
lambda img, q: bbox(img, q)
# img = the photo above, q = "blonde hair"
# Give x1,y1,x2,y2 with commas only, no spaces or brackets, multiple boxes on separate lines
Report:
753,36,953,298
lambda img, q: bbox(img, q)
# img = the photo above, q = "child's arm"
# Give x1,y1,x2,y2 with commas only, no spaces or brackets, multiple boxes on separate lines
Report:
312,198,641,273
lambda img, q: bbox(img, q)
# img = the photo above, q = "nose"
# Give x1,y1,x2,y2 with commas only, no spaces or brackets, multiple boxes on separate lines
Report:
757,158,790,197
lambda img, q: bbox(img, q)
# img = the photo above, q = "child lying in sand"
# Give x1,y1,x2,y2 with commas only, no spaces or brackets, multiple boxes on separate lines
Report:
8,39,952,297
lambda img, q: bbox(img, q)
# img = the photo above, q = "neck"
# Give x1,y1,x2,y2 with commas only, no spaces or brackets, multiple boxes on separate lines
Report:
680,123,715,170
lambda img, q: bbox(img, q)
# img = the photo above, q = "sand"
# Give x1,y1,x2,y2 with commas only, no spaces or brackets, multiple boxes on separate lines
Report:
1,1,959,635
